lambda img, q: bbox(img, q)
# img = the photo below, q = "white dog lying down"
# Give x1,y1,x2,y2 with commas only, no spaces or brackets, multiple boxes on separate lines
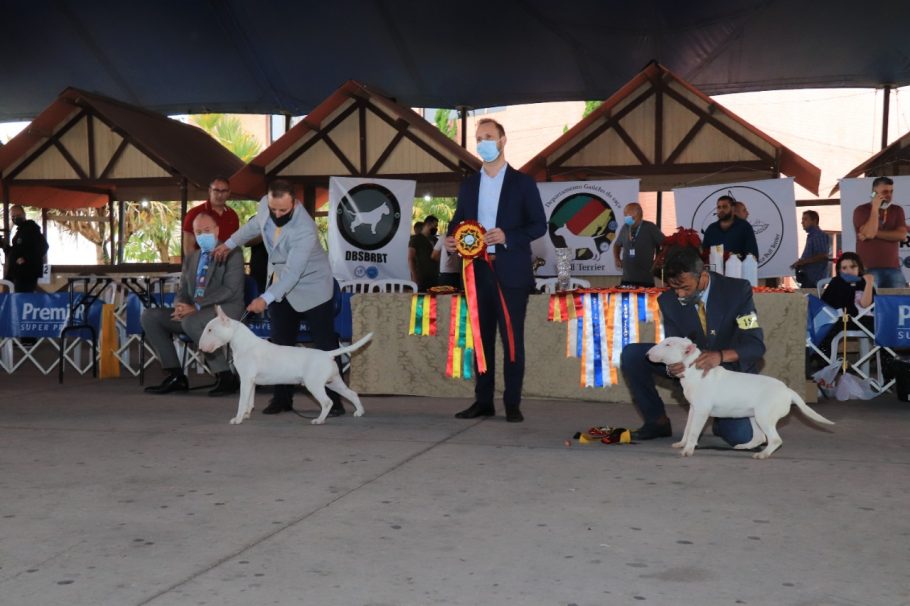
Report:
198,306,372,426
647,336,833,459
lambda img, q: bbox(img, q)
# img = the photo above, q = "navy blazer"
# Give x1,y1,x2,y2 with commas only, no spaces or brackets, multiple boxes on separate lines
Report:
658,272,765,373
448,165,547,289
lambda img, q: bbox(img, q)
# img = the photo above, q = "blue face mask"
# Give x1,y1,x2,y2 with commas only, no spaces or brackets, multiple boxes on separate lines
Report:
196,232,217,252
476,139,501,163
624,216,635,226
840,272,861,284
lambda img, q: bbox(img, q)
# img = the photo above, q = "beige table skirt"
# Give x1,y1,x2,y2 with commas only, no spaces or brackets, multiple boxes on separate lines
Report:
350,292,807,403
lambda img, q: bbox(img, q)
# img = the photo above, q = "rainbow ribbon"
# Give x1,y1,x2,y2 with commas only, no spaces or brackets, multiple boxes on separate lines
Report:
446,294,474,380
408,294,437,336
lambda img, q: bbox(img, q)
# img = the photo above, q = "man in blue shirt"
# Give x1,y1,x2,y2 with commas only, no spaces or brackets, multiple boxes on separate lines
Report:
701,195,759,260
791,210,829,289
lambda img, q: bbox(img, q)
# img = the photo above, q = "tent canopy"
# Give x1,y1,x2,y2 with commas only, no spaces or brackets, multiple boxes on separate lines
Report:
522,63,821,194
231,81,481,201
2,1,910,121
0,88,245,208
832,130,910,194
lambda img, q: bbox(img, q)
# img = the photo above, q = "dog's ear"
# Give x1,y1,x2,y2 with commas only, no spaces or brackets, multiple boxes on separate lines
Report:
685,343,696,356
215,305,228,323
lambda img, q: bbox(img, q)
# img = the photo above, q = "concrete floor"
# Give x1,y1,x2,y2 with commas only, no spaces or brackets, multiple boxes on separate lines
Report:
0,367,908,606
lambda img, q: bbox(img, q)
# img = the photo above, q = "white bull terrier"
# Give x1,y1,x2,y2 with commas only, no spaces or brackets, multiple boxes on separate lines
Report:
647,336,834,459
198,306,372,425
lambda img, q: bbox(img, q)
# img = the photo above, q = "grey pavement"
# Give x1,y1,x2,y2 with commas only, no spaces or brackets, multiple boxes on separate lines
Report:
1,367,908,606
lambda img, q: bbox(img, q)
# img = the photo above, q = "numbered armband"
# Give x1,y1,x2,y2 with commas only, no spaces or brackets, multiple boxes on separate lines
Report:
736,311,760,330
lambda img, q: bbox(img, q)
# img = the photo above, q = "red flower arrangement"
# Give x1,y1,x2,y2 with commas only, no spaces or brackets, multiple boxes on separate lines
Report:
652,227,707,272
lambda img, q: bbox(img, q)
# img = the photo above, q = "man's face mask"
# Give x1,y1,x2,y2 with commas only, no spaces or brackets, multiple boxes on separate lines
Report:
476,139,501,163
12,215,25,226
270,210,293,227
195,232,217,252
676,273,705,306
430,226,438,236
624,216,635,226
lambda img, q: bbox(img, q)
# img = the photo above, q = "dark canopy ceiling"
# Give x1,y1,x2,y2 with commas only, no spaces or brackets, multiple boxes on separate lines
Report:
3,0,910,121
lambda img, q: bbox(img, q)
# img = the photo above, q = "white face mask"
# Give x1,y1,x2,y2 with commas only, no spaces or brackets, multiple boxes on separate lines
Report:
879,200,891,209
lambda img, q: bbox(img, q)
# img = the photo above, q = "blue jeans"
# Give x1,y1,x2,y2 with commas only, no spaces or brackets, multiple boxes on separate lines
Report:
866,267,906,288
620,343,753,447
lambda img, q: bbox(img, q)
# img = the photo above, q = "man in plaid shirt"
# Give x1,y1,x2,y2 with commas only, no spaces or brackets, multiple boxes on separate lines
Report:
791,210,829,288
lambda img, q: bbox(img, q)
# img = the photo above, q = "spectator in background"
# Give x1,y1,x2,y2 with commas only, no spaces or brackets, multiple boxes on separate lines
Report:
613,202,664,287
408,217,439,291
733,201,749,221
853,176,908,288
701,195,759,260
816,252,875,359
1,205,48,293
413,221,424,235
791,210,829,289
433,230,462,289
183,176,240,255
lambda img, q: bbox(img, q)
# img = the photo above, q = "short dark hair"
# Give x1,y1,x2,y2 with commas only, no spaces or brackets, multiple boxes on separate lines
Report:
837,251,865,275
802,210,820,223
424,215,439,225
717,195,735,205
414,221,424,233
268,179,295,199
872,176,893,189
477,118,505,138
663,246,705,282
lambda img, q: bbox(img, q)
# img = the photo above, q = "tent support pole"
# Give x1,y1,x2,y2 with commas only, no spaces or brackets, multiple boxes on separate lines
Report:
117,198,125,264
2,180,8,241
881,85,891,150
108,196,115,263
457,106,468,148
179,178,188,263
655,191,663,231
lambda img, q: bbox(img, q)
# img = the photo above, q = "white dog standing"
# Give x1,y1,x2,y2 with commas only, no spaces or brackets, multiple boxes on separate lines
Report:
647,336,833,459
198,306,372,425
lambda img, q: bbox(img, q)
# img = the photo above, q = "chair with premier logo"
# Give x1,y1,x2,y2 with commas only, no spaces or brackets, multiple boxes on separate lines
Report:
58,276,113,383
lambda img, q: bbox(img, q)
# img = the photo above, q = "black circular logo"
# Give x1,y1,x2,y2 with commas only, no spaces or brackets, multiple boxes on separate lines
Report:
336,183,402,251
691,186,784,267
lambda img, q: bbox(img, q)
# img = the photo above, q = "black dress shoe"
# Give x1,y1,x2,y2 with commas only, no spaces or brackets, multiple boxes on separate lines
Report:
262,398,294,414
208,372,239,397
328,402,345,417
454,402,495,419
505,408,524,423
631,422,673,440
144,373,189,395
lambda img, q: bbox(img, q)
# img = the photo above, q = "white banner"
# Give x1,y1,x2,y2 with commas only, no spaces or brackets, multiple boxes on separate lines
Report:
328,177,415,282
838,176,910,282
673,178,797,278
531,179,640,275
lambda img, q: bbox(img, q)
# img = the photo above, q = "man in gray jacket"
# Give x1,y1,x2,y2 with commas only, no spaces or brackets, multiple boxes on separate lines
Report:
213,179,344,416
142,211,244,396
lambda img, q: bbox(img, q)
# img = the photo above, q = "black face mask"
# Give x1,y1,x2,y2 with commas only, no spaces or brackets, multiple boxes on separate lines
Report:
12,216,25,227
270,210,293,227
430,227,438,237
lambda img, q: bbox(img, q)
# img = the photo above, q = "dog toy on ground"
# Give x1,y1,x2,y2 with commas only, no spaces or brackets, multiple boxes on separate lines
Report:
565,426,634,447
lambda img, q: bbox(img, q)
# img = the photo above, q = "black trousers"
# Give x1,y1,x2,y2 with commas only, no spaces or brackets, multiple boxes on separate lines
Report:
472,260,529,410
268,297,341,406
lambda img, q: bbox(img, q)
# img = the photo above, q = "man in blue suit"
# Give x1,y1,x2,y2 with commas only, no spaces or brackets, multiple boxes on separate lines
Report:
620,246,765,445
444,118,547,423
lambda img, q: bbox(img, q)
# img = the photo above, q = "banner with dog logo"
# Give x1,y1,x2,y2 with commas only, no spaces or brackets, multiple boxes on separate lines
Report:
328,176,415,282
673,178,797,278
838,176,910,285
531,179,640,276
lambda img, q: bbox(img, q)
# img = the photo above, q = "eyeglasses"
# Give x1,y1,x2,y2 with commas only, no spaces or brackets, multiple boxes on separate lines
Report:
210,188,230,194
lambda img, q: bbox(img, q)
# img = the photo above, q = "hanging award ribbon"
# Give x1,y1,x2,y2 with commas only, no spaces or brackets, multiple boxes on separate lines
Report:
453,220,515,374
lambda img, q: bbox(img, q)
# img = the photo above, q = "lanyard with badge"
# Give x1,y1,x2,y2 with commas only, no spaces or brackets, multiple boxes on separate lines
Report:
627,222,641,259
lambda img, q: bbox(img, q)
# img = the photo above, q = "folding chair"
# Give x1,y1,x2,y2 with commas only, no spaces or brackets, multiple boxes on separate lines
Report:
58,276,113,383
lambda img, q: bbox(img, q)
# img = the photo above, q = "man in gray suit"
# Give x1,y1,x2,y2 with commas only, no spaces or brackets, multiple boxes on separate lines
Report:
213,179,344,416
142,212,244,396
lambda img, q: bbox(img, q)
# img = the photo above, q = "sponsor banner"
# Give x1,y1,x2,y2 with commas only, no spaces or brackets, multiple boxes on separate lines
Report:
531,180,640,275
873,295,910,348
328,177,414,282
673,178,797,278
0,292,144,338
838,177,910,283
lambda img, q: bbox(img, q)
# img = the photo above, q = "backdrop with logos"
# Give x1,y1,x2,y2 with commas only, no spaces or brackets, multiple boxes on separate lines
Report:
838,176,910,284
531,179,640,276
673,177,798,278
327,177,415,282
